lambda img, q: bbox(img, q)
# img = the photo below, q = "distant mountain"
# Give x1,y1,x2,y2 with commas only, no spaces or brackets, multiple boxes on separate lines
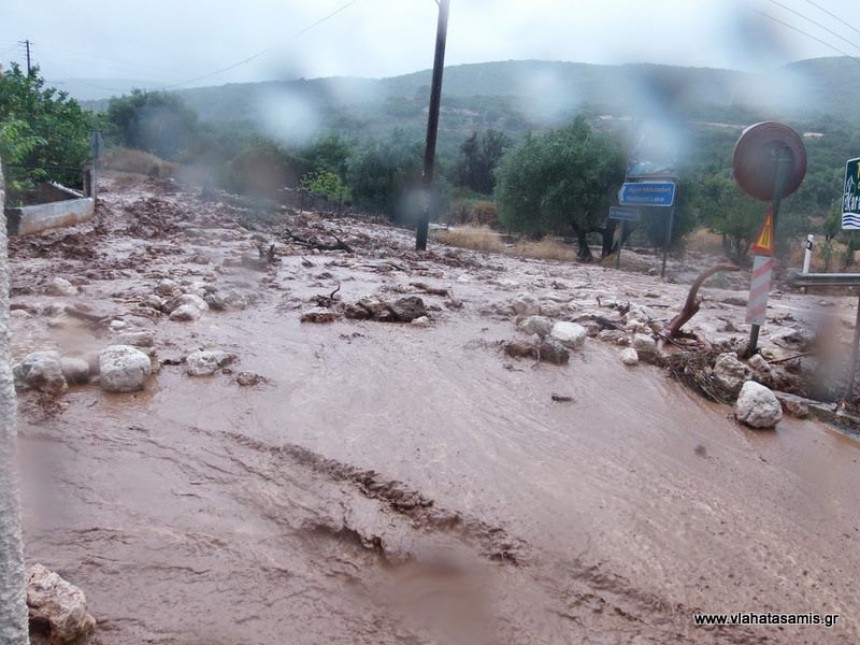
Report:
74,57,854,153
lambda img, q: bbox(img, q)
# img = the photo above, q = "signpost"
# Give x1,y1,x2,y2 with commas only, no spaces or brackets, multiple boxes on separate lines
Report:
732,122,807,355
842,157,860,230
618,180,677,278
608,206,641,269
618,181,676,207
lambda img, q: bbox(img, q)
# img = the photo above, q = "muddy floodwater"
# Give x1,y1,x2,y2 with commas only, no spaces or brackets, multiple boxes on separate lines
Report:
10,173,860,644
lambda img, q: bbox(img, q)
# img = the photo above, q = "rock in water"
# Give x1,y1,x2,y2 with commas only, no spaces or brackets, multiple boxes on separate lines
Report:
13,351,67,395
620,347,639,366
550,322,587,349
60,357,91,386
389,296,427,322
735,381,783,429
538,339,570,365
27,564,96,644
511,293,540,316
99,345,152,392
713,352,749,394
186,349,236,376
518,315,553,337
632,334,660,364
44,277,78,297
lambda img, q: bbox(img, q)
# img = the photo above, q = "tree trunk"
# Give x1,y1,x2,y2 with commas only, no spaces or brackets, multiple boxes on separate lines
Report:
574,228,593,262
0,158,30,644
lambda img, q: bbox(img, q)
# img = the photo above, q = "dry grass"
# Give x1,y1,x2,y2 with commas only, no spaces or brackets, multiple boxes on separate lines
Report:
101,147,178,178
431,227,503,253
432,226,583,262
685,228,726,256
509,238,578,262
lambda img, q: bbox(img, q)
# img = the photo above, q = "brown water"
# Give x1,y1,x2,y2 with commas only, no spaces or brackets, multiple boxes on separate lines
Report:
11,174,860,643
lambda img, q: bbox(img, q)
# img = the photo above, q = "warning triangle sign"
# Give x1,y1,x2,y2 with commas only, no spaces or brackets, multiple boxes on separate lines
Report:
751,209,774,256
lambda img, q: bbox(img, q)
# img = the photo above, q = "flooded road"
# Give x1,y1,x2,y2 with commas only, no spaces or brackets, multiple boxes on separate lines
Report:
10,173,860,643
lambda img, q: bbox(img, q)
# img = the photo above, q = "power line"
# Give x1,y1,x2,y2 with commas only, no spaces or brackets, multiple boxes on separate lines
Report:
756,10,860,64
801,0,860,40
767,0,860,54
156,0,361,90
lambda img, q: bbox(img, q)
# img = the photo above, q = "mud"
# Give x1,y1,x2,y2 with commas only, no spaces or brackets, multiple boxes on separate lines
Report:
10,171,860,643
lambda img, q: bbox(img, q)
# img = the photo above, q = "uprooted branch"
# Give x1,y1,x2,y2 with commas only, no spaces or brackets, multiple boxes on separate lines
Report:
283,227,353,253
664,264,741,339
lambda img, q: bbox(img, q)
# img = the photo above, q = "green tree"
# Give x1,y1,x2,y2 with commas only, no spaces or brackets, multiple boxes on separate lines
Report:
0,63,92,191
494,116,625,260
347,131,423,220
453,129,511,194
301,168,349,204
697,171,764,263
106,89,199,160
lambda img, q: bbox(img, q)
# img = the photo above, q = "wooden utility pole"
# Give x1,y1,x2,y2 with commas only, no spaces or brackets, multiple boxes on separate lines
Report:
23,40,31,75
415,0,450,251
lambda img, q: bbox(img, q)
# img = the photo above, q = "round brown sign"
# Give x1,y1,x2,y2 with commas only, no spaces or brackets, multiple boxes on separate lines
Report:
732,122,807,202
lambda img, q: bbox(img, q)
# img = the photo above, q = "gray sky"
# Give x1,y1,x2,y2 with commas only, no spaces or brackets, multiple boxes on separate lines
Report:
3,0,860,92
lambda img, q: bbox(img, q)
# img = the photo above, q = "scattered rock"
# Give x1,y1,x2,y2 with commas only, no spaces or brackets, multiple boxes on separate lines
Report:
300,308,337,324
99,345,152,392
518,315,553,337
185,350,237,377
779,395,810,419
13,351,67,395
113,330,155,348
598,329,628,345
735,381,783,429
620,347,639,366
504,340,537,360
539,301,561,317
44,277,78,297
347,296,394,322
155,279,181,298
389,296,427,322
169,304,202,322
27,564,96,645
713,352,749,394
511,294,540,317
632,334,660,364
108,319,128,331
236,371,264,387
59,357,91,386
411,315,431,328
748,353,771,374
163,293,209,316
538,339,570,365
550,322,587,350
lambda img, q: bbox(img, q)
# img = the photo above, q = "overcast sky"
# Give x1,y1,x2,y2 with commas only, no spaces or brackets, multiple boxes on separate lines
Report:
3,0,860,91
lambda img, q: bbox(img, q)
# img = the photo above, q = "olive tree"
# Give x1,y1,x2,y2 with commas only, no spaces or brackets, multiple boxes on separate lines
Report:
494,116,625,260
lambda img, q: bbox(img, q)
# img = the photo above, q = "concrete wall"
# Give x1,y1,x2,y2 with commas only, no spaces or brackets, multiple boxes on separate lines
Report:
5,196,95,237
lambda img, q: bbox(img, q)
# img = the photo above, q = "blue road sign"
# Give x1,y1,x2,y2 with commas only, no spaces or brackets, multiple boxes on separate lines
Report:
608,206,641,222
618,181,676,207
843,157,860,230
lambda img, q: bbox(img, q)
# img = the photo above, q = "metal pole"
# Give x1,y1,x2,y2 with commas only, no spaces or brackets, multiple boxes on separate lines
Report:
615,221,624,269
844,294,860,405
660,206,675,278
747,148,792,355
415,0,450,252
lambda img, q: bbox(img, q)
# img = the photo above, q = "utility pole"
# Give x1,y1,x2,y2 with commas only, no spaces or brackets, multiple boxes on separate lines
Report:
415,0,450,252
23,40,31,75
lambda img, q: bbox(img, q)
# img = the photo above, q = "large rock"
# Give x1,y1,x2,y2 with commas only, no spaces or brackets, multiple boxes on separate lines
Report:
550,322,587,349
113,330,155,348
44,277,78,297
511,294,540,317
27,564,96,644
169,304,202,322
185,349,236,376
13,351,67,395
632,334,661,364
539,301,561,317
518,315,553,337
163,293,208,316
99,345,152,392
713,352,749,394
389,296,427,322
598,329,628,345
735,381,783,429
620,347,639,366
60,357,91,386
538,339,570,364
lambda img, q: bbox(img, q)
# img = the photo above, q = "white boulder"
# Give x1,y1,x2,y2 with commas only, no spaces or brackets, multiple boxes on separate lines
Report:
185,350,236,376
13,351,67,395
27,564,96,644
735,381,783,429
551,322,588,349
99,345,152,392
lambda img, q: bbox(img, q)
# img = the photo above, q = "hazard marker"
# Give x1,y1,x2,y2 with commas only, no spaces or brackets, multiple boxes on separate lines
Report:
751,209,774,256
